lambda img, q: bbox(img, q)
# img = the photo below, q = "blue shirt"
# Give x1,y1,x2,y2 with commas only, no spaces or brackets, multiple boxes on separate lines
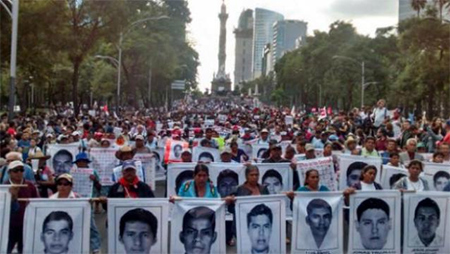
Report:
1,164,35,184
178,180,220,198
297,185,330,192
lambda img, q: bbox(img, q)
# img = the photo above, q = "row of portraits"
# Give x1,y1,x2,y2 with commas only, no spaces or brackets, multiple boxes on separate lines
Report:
1,188,449,254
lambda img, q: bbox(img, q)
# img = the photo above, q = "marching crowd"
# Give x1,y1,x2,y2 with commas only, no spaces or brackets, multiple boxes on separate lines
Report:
1,97,450,253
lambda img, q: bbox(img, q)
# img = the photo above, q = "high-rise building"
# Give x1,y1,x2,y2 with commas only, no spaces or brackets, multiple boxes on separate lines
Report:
252,8,284,79
272,20,307,71
233,9,254,91
399,0,450,22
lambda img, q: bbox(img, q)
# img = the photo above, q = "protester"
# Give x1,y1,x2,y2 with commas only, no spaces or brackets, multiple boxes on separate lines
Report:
393,160,429,191
177,164,219,198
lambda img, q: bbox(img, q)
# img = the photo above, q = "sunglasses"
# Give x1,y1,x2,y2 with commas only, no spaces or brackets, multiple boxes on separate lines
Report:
11,168,24,173
57,182,72,186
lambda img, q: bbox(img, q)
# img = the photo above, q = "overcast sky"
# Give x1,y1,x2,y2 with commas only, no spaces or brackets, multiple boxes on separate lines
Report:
186,0,399,91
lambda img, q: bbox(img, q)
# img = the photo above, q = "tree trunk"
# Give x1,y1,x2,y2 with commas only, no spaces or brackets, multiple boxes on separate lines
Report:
72,60,81,116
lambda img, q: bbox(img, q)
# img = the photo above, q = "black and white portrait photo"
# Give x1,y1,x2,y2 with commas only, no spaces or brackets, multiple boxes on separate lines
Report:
252,144,269,160
0,187,11,253
23,199,91,254
170,200,226,254
108,199,169,254
193,147,220,163
422,162,450,191
173,144,183,159
403,192,450,253
349,191,401,254
380,165,409,189
47,144,79,175
338,155,382,190
433,171,449,191
208,164,246,197
292,192,343,254
152,148,165,180
235,195,286,254
167,163,197,197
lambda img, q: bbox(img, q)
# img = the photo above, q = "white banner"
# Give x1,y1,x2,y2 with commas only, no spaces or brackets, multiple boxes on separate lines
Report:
338,155,382,190
192,147,220,163
170,199,226,254
134,153,156,190
167,163,197,197
403,192,450,254
89,148,118,185
235,195,286,254
23,199,91,254
297,157,337,191
252,144,269,160
292,192,344,254
69,168,94,198
46,144,80,174
380,165,409,190
107,198,169,254
208,163,246,198
348,191,401,254
0,186,11,253
422,162,450,191
152,148,166,180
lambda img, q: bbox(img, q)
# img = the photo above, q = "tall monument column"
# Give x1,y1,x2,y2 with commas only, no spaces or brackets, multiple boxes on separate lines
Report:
211,0,232,95
218,0,228,75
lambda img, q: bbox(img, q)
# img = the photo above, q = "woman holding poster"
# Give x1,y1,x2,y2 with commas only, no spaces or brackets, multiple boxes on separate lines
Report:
177,164,220,198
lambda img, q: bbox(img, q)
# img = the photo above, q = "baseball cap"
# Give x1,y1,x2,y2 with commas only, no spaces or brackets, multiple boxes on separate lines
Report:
56,173,73,184
261,129,269,133
122,160,137,171
305,144,315,151
8,161,24,171
221,147,232,155
135,135,144,141
181,149,192,155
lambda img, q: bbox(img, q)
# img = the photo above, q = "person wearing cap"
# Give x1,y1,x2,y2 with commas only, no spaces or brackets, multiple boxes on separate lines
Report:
88,132,103,148
28,151,55,198
305,144,317,160
17,132,31,161
100,138,112,148
27,138,42,158
7,160,39,253
262,144,290,163
1,152,35,184
58,134,69,144
417,142,427,153
134,135,151,154
220,148,237,163
360,136,380,157
181,149,193,163
106,160,155,199
344,137,357,154
73,152,102,197
49,173,102,254
257,129,270,144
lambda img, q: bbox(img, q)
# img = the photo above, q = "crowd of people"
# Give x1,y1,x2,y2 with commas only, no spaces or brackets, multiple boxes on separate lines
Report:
1,96,450,253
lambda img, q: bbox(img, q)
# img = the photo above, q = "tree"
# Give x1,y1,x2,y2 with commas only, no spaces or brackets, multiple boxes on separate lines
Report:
411,0,428,17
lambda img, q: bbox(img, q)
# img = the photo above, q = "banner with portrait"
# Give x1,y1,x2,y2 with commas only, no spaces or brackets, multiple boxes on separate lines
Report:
235,195,286,254
254,163,293,215
112,160,146,185
69,168,94,198
403,192,450,254
46,144,80,174
152,148,166,180
422,162,450,191
134,153,156,190
208,163,246,198
0,186,11,253
348,191,401,254
23,199,91,254
380,165,409,190
167,163,197,197
164,140,189,163
89,148,119,185
292,192,344,254
252,144,269,160
192,147,220,163
170,199,226,254
107,198,169,254
297,157,337,191
338,155,382,190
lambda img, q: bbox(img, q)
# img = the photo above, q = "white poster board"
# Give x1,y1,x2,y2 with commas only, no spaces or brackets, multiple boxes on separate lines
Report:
192,147,220,163
46,144,80,174
69,168,94,198
89,148,118,185
297,157,337,191
0,186,11,253
167,163,197,197
338,154,382,190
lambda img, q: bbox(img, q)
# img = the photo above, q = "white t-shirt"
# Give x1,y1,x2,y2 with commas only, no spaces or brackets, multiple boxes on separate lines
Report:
360,182,376,191
406,178,424,191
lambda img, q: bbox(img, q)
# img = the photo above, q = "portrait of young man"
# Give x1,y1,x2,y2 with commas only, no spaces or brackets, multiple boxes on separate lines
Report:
217,169,239,197
346,162,368,187
262,170,283,195
410,198,443,247
173,144,183,159
52,150,73,174
40,211,74,254
355,198,392,250
179,206,217,254
119,208,158,254
247,204,273,254
305,199,333,249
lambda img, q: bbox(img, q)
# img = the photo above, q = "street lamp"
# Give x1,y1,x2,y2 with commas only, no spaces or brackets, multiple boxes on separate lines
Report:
1,0,19,120
332,55,366,108
116,15,169,109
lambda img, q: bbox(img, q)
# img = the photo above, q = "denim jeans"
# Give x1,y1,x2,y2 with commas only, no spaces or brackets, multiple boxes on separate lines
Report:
90,212,101,252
